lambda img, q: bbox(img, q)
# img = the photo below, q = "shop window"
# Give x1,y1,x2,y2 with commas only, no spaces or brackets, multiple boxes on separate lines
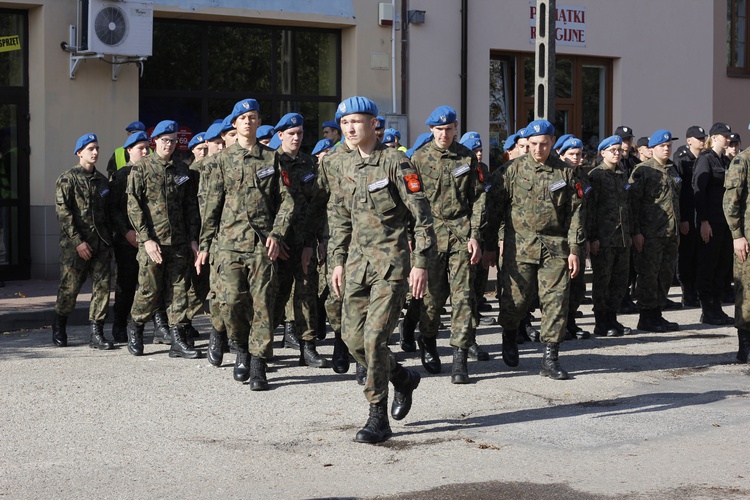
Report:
728,0,750,75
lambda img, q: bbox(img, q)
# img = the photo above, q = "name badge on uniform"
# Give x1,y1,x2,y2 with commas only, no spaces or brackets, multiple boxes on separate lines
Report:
99,188,109,197
175,175,190,186
625,183,632,191
549,179,567,192
302,172,316,183
452,164,470,177
368,178,389,192
257,166,275,179
584,186,592,195
674,176,682,184
484,183,492,193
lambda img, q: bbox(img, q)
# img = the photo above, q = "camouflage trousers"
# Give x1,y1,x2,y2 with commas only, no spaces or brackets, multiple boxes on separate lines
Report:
591,245,631,314
207,253,228,332
343,262,406,404
569,245,587,316
130,244,191,327
633,236,678,310
112,242,138,325
220,246,277,359
55,238,111,321
322,258,343,335
273,244,319,342
734,253,750,329
419,234,477,349
185,256,210,322
498,247,570,343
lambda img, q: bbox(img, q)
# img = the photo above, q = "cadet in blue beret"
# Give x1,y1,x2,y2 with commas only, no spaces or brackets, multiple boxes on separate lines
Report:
406,131,433,158
151,120,178,139
256,125,275,146
385,127,401,139
189,132,208,163
221,114,238,148
204,121,226,156
553,133,574,153
126,121,146,133
375,115,386,141
268,133,282,150
459,131,480,144
53,132,114,350
597,134,622,153
382,131,397,147
322,120,342,146
312,138,333,158
503,133,520,152
107,121,149,180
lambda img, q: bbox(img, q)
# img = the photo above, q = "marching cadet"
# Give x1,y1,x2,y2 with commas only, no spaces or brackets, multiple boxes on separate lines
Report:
125,120,201,359
52,133,114,350
329,96,434,443
271,112,328,368
197,99,294,390
106,121,146,180
588,135,632,336
615,126,641,314
410,106,486,384
630,130,681,333
189,132,208,165
204,121,226,157
322,120,342,146
489,119,584,380
722,137,750,363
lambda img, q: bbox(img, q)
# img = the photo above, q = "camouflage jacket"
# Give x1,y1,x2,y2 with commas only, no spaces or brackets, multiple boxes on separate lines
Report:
723,148,750,240
410,140,485,251
109,163,134,245
570,166,592,240
490,152,584,264
55,165,112,248
277,149,320,248
587,164,632,247
311,143,353,249
199,141,294,254
629,158,681,238
126,152,200,246
329,142,436,282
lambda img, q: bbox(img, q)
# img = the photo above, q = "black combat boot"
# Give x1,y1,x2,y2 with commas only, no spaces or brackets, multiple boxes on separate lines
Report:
710,299,734,325
111,318,128,343
283,321,300,349
565,315,590,340
355,362,367,385
637,309,665,332
234,345,250,382
89,321,114,350
655,308,679,332
169,326,200,359
185,320,200,339
620,292,638,314
417,335,441,374
450,346,469,384
331,332,350,374
390,365,420,420
700,298,725,325
540,342,568,380
468,341,490,361
607,311,632,335
299,339,329,368
681,285,700,307
501,330,519,367
737,329,750,363
593,310,618,337
399,315,417,353
354,399,392,444
126,322,144,356
519,315,540,342
316,297,328,340
207,327,226,367
52,314,68,347
152,310,171,344
249,355,269,391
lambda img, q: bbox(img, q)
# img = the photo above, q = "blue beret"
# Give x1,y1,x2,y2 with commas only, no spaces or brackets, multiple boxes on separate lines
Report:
517,127,529,138
503,133,520,151
123,131,149,150
268,133,282,150
460,131,481,144
229,98,260,123
204,122,224,142
312,138,334,155
525,119,555,137
74,133,98,155
125,121,145,132
256,125,275,141
462,138,482,151
151,120,178,138
221,114,235,134
559,137,583,155
597,134,623,152
383,132,397,144
648,129,678,148
275,113,304,132
322,120,341,131
337,97,379,119
553,133,574,151
409,131,433,154
385,128,401,139
188,132,206,150
376,116,385,129
425,105,457,126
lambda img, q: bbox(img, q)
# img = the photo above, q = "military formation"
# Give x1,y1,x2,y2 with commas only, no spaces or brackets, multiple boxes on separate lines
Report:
53,97,750,444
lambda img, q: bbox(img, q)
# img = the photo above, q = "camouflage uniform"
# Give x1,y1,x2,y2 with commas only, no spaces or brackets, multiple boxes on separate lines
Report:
587,164,632,315
109,163,139,326
473,161,492,315
329,143,436,404
199,142,294,359
410,140,485,349
490,153,584,342
127,153,200,326
723,149,750,329
629,158,681,310
54,165,112,320
272,149,321,341
568,167,592,320
185,159,210,322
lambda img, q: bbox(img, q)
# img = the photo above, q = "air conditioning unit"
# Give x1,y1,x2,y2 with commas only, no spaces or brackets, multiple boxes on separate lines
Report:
78,0,153,57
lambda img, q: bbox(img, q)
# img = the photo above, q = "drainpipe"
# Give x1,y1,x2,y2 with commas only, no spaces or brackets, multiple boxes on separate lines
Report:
401,0,409,122
460,0,468,135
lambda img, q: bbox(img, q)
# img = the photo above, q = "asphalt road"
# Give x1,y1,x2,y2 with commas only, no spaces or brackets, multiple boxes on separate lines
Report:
1,293,749,499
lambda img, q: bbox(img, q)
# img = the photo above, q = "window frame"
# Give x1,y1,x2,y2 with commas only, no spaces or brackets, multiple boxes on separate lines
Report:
727,0,750,76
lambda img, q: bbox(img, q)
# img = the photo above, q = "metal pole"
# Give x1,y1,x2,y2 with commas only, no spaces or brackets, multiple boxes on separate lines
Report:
534,0,556,121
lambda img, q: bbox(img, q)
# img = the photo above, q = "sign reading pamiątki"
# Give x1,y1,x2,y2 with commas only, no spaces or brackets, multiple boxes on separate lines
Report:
529,4,586,47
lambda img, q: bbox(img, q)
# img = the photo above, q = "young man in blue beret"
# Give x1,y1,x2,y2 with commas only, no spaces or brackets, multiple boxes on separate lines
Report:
106,121,146,180
53,133,114,350
322,120,341,146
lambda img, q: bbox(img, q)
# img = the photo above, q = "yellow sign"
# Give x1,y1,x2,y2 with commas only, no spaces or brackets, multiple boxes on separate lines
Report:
0,35,21,53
